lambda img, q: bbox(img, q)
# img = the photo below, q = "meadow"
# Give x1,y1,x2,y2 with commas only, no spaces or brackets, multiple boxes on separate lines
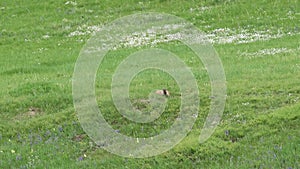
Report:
0,0,299,168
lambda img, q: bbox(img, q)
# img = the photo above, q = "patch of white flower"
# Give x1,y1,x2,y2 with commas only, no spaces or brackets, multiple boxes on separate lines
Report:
68,25,103,37
42,34,50,39
240,48,293,58
118,28,185,48
65,1,77,6
190,6,212,12
68,23,299,48
205,28,291,44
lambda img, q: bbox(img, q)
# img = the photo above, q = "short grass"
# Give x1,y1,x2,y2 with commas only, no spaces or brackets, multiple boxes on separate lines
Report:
0,0,299,168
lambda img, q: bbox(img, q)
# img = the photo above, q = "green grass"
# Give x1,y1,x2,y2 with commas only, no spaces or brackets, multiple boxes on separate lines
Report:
0,0,299,168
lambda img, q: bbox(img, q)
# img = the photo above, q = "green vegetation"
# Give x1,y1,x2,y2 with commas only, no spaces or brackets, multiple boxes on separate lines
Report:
0,0,299,168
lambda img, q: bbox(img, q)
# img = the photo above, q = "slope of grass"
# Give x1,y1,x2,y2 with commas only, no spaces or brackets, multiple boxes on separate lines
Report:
0,0,299,168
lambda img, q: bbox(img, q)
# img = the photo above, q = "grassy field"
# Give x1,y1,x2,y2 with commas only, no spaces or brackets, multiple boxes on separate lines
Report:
0,0,299,168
